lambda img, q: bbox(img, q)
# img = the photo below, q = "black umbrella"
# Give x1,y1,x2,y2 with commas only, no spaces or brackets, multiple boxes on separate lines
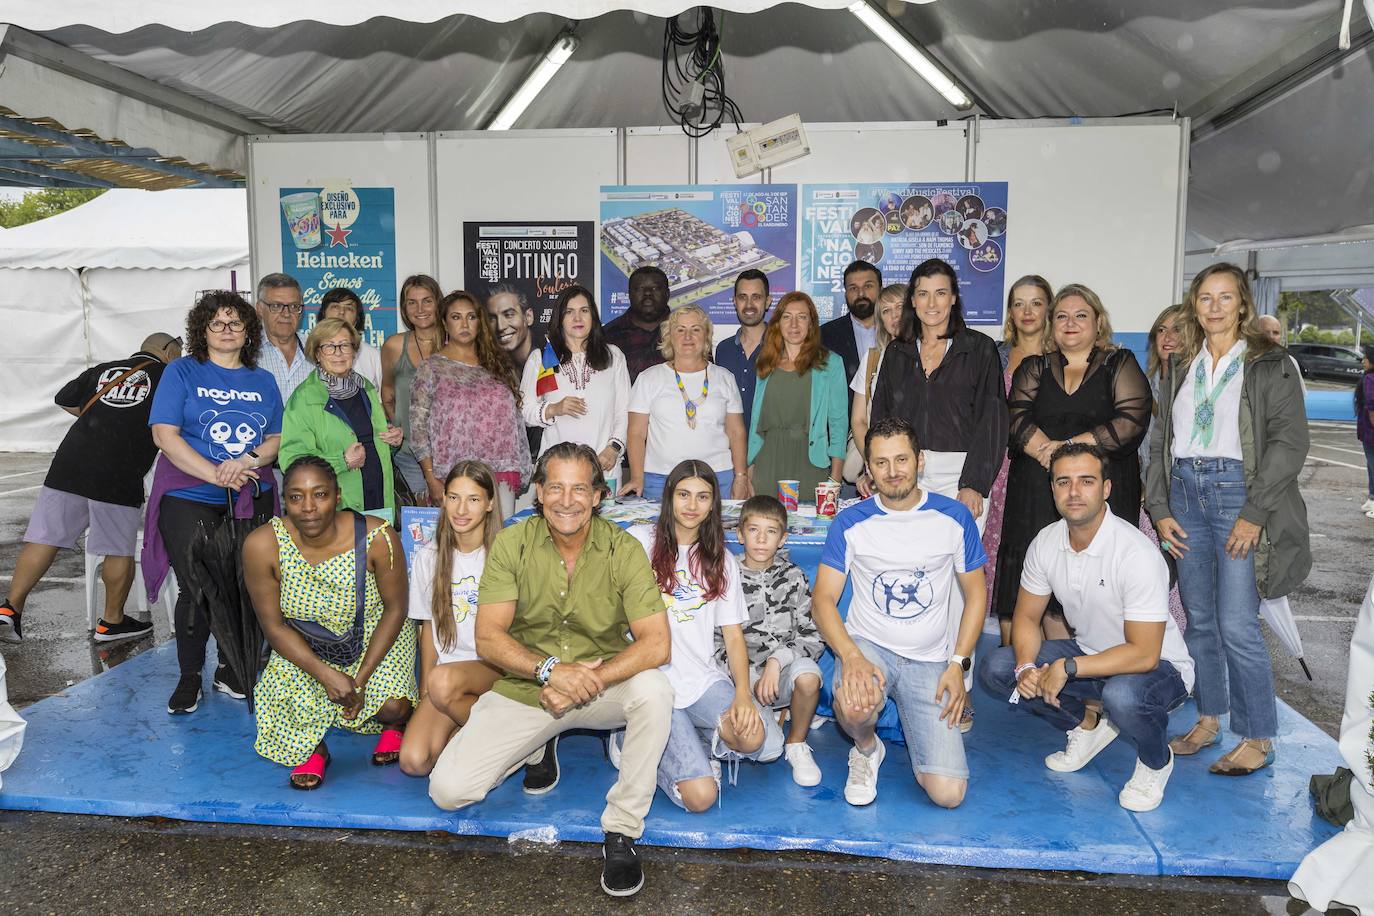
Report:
186,482,273,712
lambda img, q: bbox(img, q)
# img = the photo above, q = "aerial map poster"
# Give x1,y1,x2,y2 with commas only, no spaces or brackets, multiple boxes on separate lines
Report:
800,182,1009,324
599,184,798,323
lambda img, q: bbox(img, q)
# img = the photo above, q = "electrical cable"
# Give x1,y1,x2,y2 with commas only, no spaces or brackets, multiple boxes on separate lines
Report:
662,8,743,138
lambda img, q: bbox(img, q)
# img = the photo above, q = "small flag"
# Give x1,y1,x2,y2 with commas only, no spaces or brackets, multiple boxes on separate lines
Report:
535,341,559,396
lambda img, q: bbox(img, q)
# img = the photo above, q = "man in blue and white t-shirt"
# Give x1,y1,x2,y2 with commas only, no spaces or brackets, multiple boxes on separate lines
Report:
812,416,987,809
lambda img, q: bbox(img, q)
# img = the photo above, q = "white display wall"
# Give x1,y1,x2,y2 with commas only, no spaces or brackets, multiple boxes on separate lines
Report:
248,118,1188,340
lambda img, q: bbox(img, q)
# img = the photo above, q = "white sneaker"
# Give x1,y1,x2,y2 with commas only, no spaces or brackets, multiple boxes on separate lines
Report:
1119,751,1174,812
844,738,885,806
1045,716,1120,772
784,742,822,787
1360,498,1374,512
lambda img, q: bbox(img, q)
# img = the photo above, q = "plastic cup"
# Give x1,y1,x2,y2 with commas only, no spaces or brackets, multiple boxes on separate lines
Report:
603,470,619,507
777,479,799,511
281,192,322,250
815,481,839,518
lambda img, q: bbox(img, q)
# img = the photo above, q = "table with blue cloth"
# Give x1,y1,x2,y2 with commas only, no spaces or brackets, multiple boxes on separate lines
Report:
400,498,909,743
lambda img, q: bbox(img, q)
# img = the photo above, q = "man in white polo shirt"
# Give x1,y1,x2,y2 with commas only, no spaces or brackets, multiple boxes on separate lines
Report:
812,416,988,809
978,443,1193,812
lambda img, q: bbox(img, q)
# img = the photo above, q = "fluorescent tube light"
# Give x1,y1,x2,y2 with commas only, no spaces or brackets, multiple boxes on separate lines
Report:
488,31,579,130
847,1,972,110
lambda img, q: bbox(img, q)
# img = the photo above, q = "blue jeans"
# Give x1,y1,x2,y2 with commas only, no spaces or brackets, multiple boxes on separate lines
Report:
832,637,968,780
643,469,734,503
978,640,1187,769
654,678,783,809
1169,457,1277,739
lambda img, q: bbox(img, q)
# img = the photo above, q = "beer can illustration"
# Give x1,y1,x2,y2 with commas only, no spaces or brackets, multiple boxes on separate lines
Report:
777,479,799,512
815,481,839,518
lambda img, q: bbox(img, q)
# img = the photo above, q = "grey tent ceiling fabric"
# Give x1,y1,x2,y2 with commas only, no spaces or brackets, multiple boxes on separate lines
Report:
15,1,1371,246
2,1,854,32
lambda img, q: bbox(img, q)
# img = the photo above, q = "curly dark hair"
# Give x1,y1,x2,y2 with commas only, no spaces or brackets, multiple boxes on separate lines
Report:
185,290,262,368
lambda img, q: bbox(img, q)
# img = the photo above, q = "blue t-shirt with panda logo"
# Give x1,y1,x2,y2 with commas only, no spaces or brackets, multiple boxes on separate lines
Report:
148,356,284,504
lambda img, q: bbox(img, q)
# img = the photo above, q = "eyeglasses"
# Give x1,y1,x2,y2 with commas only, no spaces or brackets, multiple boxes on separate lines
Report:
208,319,246,333
318,342,356,355
262,302,304,314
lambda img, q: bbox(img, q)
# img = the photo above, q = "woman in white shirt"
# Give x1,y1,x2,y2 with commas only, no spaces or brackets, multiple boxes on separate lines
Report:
622,460,782,812
397,460,503,778
520,286,630,482
623,305,750,502
319,288,383,389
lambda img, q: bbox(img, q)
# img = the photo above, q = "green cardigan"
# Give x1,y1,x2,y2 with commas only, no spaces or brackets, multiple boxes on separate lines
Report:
280,373,395,518
747,352,849,469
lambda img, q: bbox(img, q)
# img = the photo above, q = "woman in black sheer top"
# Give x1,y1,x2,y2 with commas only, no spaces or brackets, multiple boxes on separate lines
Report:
992,284,1152,625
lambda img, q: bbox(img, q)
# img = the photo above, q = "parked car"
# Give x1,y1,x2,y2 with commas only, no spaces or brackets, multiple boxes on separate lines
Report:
1287,343,1365,383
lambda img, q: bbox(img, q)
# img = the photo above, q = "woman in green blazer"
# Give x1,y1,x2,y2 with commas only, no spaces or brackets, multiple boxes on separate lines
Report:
747,291,849,500
280,318,403,521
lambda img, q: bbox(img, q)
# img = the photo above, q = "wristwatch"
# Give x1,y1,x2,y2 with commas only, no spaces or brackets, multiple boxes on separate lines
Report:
949,654,971,673
1063,657,1078,680
246,449,261,468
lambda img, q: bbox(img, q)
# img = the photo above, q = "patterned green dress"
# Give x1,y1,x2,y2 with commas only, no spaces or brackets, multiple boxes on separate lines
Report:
253,517,418,767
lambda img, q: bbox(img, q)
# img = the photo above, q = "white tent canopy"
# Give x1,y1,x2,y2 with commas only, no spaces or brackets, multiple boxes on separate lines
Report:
0,189,249,450
0,188,248,269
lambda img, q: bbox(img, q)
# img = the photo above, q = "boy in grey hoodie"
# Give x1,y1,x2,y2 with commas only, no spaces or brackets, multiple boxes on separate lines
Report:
716,496,825,787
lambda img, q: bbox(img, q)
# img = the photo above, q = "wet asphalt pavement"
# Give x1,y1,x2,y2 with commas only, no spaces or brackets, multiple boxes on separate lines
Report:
1,426,1368,914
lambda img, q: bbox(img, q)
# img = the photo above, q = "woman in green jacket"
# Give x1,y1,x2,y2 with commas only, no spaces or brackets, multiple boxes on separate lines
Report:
1146,263,1310,777
281,318,403,521
747,291,848,501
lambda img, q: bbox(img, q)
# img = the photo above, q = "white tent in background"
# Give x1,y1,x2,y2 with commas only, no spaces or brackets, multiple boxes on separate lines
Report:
0,188,249,451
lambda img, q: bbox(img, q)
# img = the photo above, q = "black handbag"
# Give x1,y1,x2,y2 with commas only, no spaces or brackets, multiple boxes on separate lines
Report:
288,512,368,667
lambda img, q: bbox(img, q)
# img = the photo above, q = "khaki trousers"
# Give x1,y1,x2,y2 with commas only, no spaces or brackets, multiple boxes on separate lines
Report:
428,668,673,839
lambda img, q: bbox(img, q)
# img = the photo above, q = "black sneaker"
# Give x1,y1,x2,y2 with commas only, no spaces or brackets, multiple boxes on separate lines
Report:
523,735,560,795
167,674,202,714
600,832,644,897
0,602,22,644
213,665,247,700
93,616,153,643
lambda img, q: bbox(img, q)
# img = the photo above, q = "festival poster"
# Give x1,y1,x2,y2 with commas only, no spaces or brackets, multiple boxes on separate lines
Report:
279,186,399,345
599,184,798,323
799,182,1009,324
462,221,595,351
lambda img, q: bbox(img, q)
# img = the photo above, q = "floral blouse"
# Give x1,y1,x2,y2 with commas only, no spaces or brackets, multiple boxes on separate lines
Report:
409,355,531,489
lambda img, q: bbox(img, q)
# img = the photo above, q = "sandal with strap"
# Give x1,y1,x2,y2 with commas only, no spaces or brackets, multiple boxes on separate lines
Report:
290,745,330,790
371,727,405,766
1168,720,1220,756
1209,738,1275,776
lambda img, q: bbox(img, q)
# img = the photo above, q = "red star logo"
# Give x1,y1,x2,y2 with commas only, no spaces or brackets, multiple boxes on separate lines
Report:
326,224,352,247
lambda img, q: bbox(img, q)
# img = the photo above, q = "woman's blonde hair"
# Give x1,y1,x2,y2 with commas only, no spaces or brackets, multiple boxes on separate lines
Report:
1047,284,1115,352
304,317,362,365
1178,263,1275,364
657,304,715,362
1002,275,1053,345
875,283,906,353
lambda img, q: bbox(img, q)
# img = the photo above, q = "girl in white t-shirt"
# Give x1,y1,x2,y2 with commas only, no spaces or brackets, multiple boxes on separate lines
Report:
623,459,783,812
397,460,504,777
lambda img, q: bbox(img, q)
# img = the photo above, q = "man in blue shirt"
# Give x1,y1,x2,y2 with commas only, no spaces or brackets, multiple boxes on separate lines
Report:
255,272,312,402
713,268,771,422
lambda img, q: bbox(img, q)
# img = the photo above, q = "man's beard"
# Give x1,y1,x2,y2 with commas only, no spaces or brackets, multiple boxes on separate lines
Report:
875,476,916,502
848,296,875,321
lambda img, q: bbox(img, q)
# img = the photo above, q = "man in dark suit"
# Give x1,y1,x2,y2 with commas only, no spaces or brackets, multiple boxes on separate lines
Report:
819,259,883,409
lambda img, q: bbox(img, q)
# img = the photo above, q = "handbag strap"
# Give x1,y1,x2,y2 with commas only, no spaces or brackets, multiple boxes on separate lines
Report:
863,347,880,398
81,359,155,415
352,511,368,632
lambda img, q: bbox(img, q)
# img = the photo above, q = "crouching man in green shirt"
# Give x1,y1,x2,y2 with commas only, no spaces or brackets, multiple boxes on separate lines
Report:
428,441,673,898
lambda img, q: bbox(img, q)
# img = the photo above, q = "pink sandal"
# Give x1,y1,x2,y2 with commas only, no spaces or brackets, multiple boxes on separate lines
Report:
371,728,404,766
290,746,330,790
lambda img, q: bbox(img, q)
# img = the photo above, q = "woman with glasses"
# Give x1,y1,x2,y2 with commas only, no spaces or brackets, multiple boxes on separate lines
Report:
281,318,404,522
318,287,382,389
146,291,284,715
